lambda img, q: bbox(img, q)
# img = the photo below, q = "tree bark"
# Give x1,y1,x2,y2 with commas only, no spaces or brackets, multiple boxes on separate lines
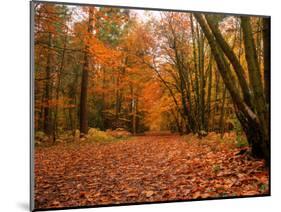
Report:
205,15,252,108
219,85,227,137
53,15,68,140
194,14,269,165
241,17,269,163
43,32,53,136
79,8,94,135
262,17,270,105
206,57,213,131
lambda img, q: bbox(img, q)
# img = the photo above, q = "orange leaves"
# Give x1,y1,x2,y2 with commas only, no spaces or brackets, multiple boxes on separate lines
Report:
35,4,68,36
88,37,122,67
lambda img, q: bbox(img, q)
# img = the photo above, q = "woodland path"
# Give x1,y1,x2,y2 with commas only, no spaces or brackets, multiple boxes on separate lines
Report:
35,133,269,209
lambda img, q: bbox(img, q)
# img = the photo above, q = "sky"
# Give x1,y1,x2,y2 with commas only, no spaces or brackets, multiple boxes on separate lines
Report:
65,4,162,23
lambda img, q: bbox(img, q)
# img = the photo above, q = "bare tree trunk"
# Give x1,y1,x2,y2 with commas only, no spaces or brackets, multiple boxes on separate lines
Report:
206,57,213,131
198,28,206,131
212,68,220,130
53,20,68,141
195,14,269,165
204,15,252,108
219,85,227,137
241,17,269,162
130,85,136,135
43,32,53,136
79,8,94,135
190,14,200,132
256,18,262,66
262,17,270,105
115,72,121,119
170,108,182,134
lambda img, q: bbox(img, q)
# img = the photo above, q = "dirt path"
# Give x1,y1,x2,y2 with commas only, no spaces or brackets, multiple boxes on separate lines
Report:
34,134,269,209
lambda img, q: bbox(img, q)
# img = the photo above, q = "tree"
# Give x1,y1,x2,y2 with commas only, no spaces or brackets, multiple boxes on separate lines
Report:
79,8,94,135
34,3,69,137
194,14,269,164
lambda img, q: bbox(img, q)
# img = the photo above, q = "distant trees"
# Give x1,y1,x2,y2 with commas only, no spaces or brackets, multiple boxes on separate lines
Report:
34,4,71,139
34,4,152,137
148,13,235,135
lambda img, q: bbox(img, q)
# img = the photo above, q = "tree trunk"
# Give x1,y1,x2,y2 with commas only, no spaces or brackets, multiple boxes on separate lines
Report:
195,14,269,165
190,14,201,132
43,32,53,136
79,8,94,135
205,15,252,108
212,68,220,130
206,57,213,131
241,17,269,164
171,109,182,134
262,17,270,105
53,20,68,141
115,74,121,119
198,29,206,131
219,85,227,137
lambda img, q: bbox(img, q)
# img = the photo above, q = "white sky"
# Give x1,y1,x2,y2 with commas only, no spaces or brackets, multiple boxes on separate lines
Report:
66,4,162,23
132,9,161,22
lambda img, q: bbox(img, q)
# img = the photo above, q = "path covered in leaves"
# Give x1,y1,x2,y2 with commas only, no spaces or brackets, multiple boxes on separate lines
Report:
35,133,269,209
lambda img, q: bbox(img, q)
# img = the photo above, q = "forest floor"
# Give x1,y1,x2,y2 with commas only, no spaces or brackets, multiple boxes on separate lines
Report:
34,133,269,209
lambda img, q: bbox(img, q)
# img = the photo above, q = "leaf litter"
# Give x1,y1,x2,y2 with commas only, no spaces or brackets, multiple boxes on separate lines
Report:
35,134,269,209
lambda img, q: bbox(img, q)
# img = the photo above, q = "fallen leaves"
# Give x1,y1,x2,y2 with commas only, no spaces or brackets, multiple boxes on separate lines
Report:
34,134,269,209
143,190,154,198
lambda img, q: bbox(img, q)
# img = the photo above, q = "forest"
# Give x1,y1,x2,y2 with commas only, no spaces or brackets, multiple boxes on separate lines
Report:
33,2,270,209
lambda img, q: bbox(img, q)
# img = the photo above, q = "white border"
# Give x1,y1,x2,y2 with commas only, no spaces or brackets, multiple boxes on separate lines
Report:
0,0,280,212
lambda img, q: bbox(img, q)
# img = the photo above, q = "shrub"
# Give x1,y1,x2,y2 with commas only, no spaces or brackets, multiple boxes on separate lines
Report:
106,128,131,139
87,128,114,142
35,131,46,141
236,134,248,148
229,116,248,148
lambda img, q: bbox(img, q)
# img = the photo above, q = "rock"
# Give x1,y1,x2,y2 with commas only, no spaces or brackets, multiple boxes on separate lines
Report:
74,129,80,142
42,136,50,143
108,128,131,138
35,140,42,146
88,128,98,136
87,128,113,141
55,139,64,143
35,131,45,140
115,128,125,131
198,130,208,139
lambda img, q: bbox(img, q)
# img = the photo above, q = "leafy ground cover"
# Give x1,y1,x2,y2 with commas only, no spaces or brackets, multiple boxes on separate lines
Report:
34,133,269,209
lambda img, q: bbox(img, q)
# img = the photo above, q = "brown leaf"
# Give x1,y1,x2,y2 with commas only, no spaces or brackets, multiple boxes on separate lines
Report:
143,190,154,198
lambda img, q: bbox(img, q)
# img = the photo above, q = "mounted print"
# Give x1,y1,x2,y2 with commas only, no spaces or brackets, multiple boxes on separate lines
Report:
30,0,270,211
